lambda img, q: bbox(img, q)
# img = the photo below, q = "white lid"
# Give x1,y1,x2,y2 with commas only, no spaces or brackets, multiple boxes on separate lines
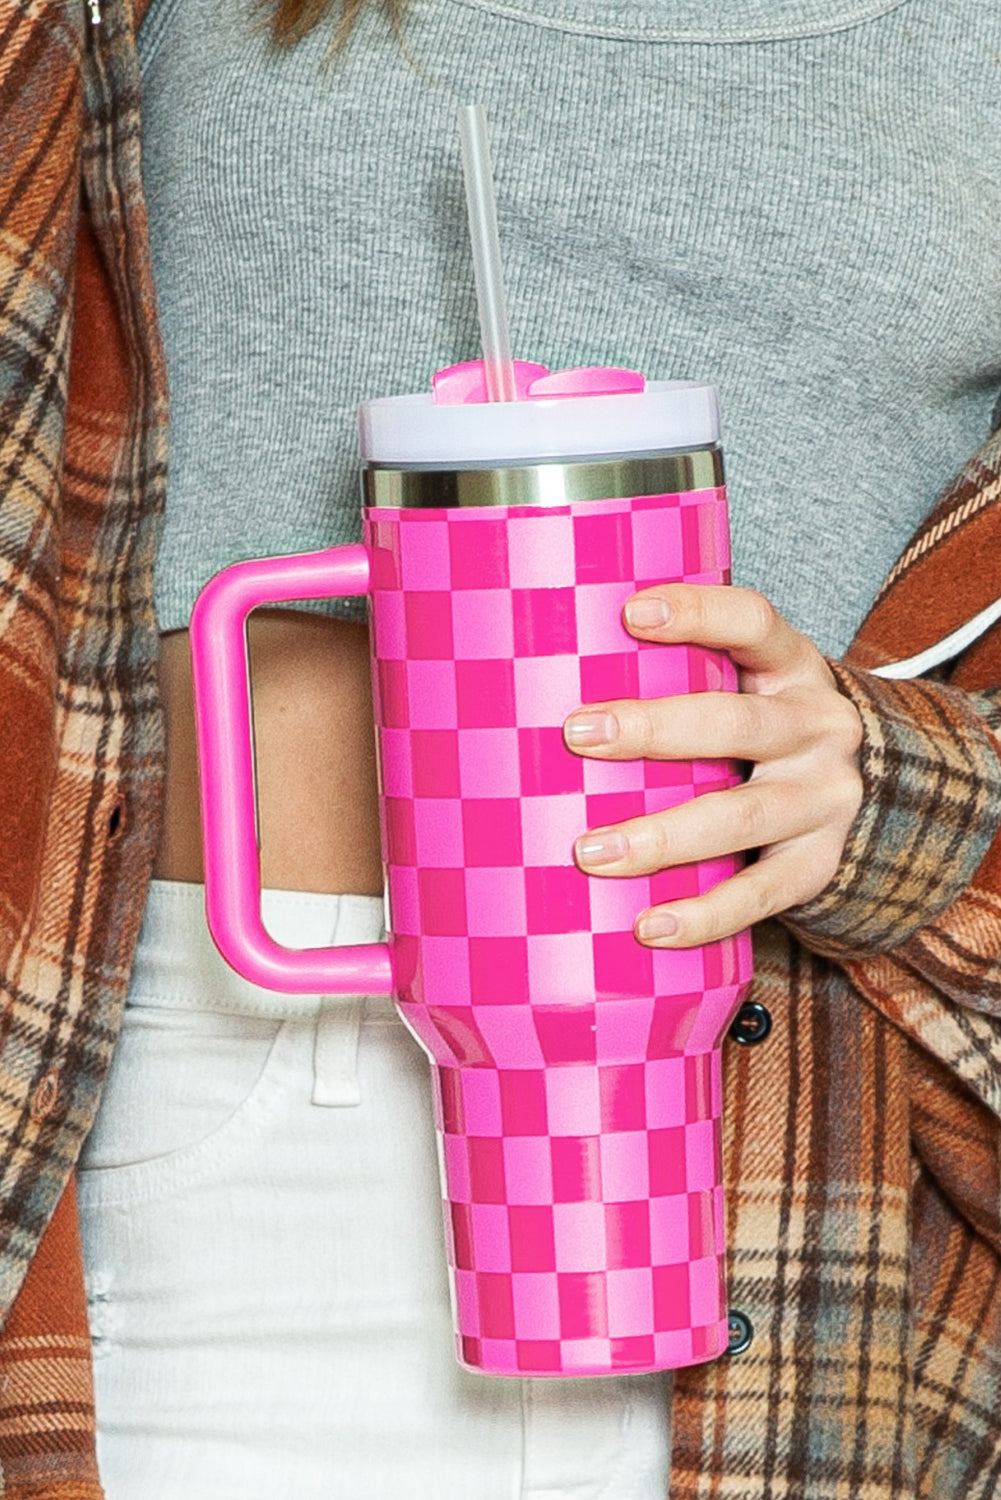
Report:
358,380,719,466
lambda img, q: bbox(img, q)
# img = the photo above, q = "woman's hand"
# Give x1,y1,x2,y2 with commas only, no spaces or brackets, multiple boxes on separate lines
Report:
563,584,864,948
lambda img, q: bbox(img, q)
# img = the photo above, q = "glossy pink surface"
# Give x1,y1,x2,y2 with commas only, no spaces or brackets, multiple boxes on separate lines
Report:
431,358,646,405
367,489,751,1375
191,480,752,1378
437,1051,731,1374
432,359,549,404
190,545,394,995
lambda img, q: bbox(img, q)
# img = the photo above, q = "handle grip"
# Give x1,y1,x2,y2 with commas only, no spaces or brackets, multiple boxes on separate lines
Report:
189,545,394,995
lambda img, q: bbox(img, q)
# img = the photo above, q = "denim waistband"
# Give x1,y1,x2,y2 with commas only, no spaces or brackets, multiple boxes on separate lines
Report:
128,879,389,1022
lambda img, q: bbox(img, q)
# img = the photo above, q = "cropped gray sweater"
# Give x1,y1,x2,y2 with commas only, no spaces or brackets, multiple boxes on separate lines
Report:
138,0,1001,656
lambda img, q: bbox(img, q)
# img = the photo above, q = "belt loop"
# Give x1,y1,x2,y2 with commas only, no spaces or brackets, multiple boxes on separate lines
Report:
310,894,386,1107
312,997,365,1107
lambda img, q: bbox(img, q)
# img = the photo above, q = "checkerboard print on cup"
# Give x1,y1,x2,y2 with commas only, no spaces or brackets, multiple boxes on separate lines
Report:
368,490,753,1377
189,367,754,1380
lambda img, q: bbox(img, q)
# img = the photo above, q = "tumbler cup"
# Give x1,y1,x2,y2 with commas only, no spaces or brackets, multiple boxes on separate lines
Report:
190,359,753,1377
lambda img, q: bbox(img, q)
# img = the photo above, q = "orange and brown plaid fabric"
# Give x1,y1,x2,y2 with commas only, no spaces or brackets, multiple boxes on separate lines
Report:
0,0,164,1491
670,428,1001,1497
1,0,1000,1495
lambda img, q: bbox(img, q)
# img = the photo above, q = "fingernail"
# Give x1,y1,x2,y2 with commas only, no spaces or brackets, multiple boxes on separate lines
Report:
564,711,619,747
625,597,671,629
636,911,679,943
575,830,629,867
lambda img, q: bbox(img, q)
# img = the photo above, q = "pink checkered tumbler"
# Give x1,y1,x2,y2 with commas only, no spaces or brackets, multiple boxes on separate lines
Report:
190,360,753,1378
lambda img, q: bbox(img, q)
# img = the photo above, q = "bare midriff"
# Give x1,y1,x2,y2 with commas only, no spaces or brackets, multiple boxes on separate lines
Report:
153,612,384,896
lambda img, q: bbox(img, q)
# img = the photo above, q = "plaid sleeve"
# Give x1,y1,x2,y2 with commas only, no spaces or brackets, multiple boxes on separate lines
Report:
780,663,1001,959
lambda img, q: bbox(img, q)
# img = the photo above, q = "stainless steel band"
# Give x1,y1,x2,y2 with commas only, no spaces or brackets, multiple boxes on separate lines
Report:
362,446,723,509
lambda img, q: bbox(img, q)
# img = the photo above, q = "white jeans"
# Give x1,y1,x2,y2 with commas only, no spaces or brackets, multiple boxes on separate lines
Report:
78,880,670,1499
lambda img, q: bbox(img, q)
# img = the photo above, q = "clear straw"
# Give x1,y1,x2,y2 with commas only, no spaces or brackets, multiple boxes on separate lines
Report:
458,104,517,402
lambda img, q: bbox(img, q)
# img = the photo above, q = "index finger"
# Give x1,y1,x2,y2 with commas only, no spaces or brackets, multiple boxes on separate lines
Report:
622,584,817,680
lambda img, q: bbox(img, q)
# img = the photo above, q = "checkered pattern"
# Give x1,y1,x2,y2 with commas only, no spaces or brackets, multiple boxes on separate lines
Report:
434,1049,730,1375
365,488,753,1375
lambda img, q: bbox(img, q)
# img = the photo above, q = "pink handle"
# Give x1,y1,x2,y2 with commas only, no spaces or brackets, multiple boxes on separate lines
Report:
189,545,393,995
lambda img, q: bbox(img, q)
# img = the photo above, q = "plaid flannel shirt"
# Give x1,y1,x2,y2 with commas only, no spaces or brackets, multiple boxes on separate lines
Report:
1,0,1000,1493
0,0,164,1490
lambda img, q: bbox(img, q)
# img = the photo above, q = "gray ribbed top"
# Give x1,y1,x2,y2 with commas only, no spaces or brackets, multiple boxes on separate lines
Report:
139,0,1001,655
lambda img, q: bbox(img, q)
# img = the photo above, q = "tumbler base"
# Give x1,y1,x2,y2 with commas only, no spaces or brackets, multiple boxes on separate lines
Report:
456,1317,730,1378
